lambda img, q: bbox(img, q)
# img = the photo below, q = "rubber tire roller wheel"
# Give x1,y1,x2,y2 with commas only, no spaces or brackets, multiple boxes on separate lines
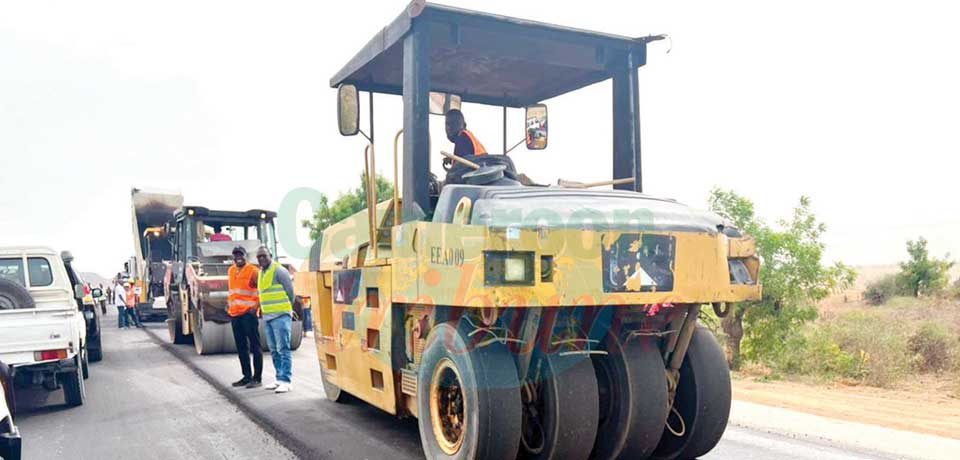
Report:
589,335,669,460
651,327,731,460
519,352,599,460
417,320,522,460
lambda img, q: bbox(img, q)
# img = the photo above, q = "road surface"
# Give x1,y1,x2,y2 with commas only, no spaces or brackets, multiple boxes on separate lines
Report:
10,322,951,460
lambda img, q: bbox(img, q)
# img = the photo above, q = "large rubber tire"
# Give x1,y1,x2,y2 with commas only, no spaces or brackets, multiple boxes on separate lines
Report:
89,333,103,363
519,352,599,460
0,279,33,310
290,320,304,351
417,320,522,460
590,336,669,460
255,318,302,351
652,327,731,460
62,356,85,407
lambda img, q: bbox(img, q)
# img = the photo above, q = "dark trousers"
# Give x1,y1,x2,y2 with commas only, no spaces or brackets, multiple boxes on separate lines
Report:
125,307,142,328
231,312,263,380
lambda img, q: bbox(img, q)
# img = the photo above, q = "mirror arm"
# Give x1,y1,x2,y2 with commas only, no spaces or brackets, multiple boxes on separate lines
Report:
504,137,526,155
358,129,372,143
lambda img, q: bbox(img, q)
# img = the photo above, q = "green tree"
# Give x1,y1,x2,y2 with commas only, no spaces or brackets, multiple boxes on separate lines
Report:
302,173,394,240
708,189,856,369
898,237,952,297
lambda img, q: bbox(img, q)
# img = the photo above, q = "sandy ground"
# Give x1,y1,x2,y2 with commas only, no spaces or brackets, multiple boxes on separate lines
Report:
732,377,960,440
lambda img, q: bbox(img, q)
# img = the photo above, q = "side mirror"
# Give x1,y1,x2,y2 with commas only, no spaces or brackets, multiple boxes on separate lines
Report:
429,92,462,115
74,284,85,300
337,84,360,136
525,104,548,150
91,288,103,298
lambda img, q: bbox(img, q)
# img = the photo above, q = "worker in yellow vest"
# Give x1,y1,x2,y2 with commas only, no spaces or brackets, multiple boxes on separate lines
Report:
228,246,262,389
255,246,296,394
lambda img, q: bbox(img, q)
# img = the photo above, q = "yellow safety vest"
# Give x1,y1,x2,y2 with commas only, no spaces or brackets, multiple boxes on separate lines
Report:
258,262,292,315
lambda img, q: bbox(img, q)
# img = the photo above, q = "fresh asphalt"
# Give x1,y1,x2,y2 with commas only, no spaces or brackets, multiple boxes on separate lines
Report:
11,321,906,460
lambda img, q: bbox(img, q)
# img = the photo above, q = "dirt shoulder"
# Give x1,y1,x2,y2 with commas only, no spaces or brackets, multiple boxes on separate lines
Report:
732,376,960,440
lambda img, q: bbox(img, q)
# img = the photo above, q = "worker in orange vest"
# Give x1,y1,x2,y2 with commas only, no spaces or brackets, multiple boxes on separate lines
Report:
124,281,143,328
228,246,263,388
446,109,487,158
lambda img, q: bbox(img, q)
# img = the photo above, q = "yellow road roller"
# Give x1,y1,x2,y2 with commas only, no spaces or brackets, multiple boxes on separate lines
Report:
296,2,761,459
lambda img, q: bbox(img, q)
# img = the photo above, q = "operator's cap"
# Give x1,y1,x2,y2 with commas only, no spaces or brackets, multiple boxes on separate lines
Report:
232,245,247,256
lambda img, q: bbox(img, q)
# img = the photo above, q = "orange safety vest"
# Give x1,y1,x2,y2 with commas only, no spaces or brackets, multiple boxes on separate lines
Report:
461,129,487,156
228,263,260,317
125,289,136,309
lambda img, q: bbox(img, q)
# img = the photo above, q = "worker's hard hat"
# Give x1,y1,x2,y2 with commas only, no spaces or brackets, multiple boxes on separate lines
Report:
232,246,247,256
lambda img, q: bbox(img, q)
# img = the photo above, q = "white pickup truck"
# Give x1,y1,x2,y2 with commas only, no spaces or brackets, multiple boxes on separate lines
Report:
0,246,88,408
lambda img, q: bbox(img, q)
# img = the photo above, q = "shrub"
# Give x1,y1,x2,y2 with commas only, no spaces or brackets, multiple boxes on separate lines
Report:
950,278,960,299
908,322,953,372
830,311,912,387
864,274,904,305
771,326,861,380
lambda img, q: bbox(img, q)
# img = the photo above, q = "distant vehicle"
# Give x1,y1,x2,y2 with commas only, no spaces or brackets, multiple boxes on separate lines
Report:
0,360,21,460
130,188,184,322
80,282,104,363
163,205,304,354
0,247,89,408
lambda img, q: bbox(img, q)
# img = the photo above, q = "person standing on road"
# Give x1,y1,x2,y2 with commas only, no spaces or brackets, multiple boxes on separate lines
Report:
114,275,129,329
228,246,263,389
255,246,295,394
125,281,143,328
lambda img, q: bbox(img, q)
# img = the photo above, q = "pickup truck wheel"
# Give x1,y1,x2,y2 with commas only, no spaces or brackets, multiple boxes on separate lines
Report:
63,356,86,407
0,279,34,310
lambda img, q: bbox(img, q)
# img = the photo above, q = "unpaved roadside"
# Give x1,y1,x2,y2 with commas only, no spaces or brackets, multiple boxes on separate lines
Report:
733,377,960,440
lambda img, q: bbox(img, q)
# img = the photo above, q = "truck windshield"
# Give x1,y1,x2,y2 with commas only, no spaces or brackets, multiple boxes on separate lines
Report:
0,258,25,286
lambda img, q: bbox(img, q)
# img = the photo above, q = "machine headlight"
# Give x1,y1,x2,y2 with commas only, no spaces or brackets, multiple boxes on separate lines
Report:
484,251,535,286
504,257,526,282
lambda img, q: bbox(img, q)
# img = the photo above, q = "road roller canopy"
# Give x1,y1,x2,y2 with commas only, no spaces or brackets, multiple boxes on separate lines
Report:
330,1,660,108
331,0,664,222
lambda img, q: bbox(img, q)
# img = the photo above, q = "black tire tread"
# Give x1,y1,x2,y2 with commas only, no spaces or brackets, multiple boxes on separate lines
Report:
417,320,522,460
0,279,34,310
652,327,731,460
62,357,85,407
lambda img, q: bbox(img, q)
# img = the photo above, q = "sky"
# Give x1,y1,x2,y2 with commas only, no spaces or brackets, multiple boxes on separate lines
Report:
2,0,958,277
